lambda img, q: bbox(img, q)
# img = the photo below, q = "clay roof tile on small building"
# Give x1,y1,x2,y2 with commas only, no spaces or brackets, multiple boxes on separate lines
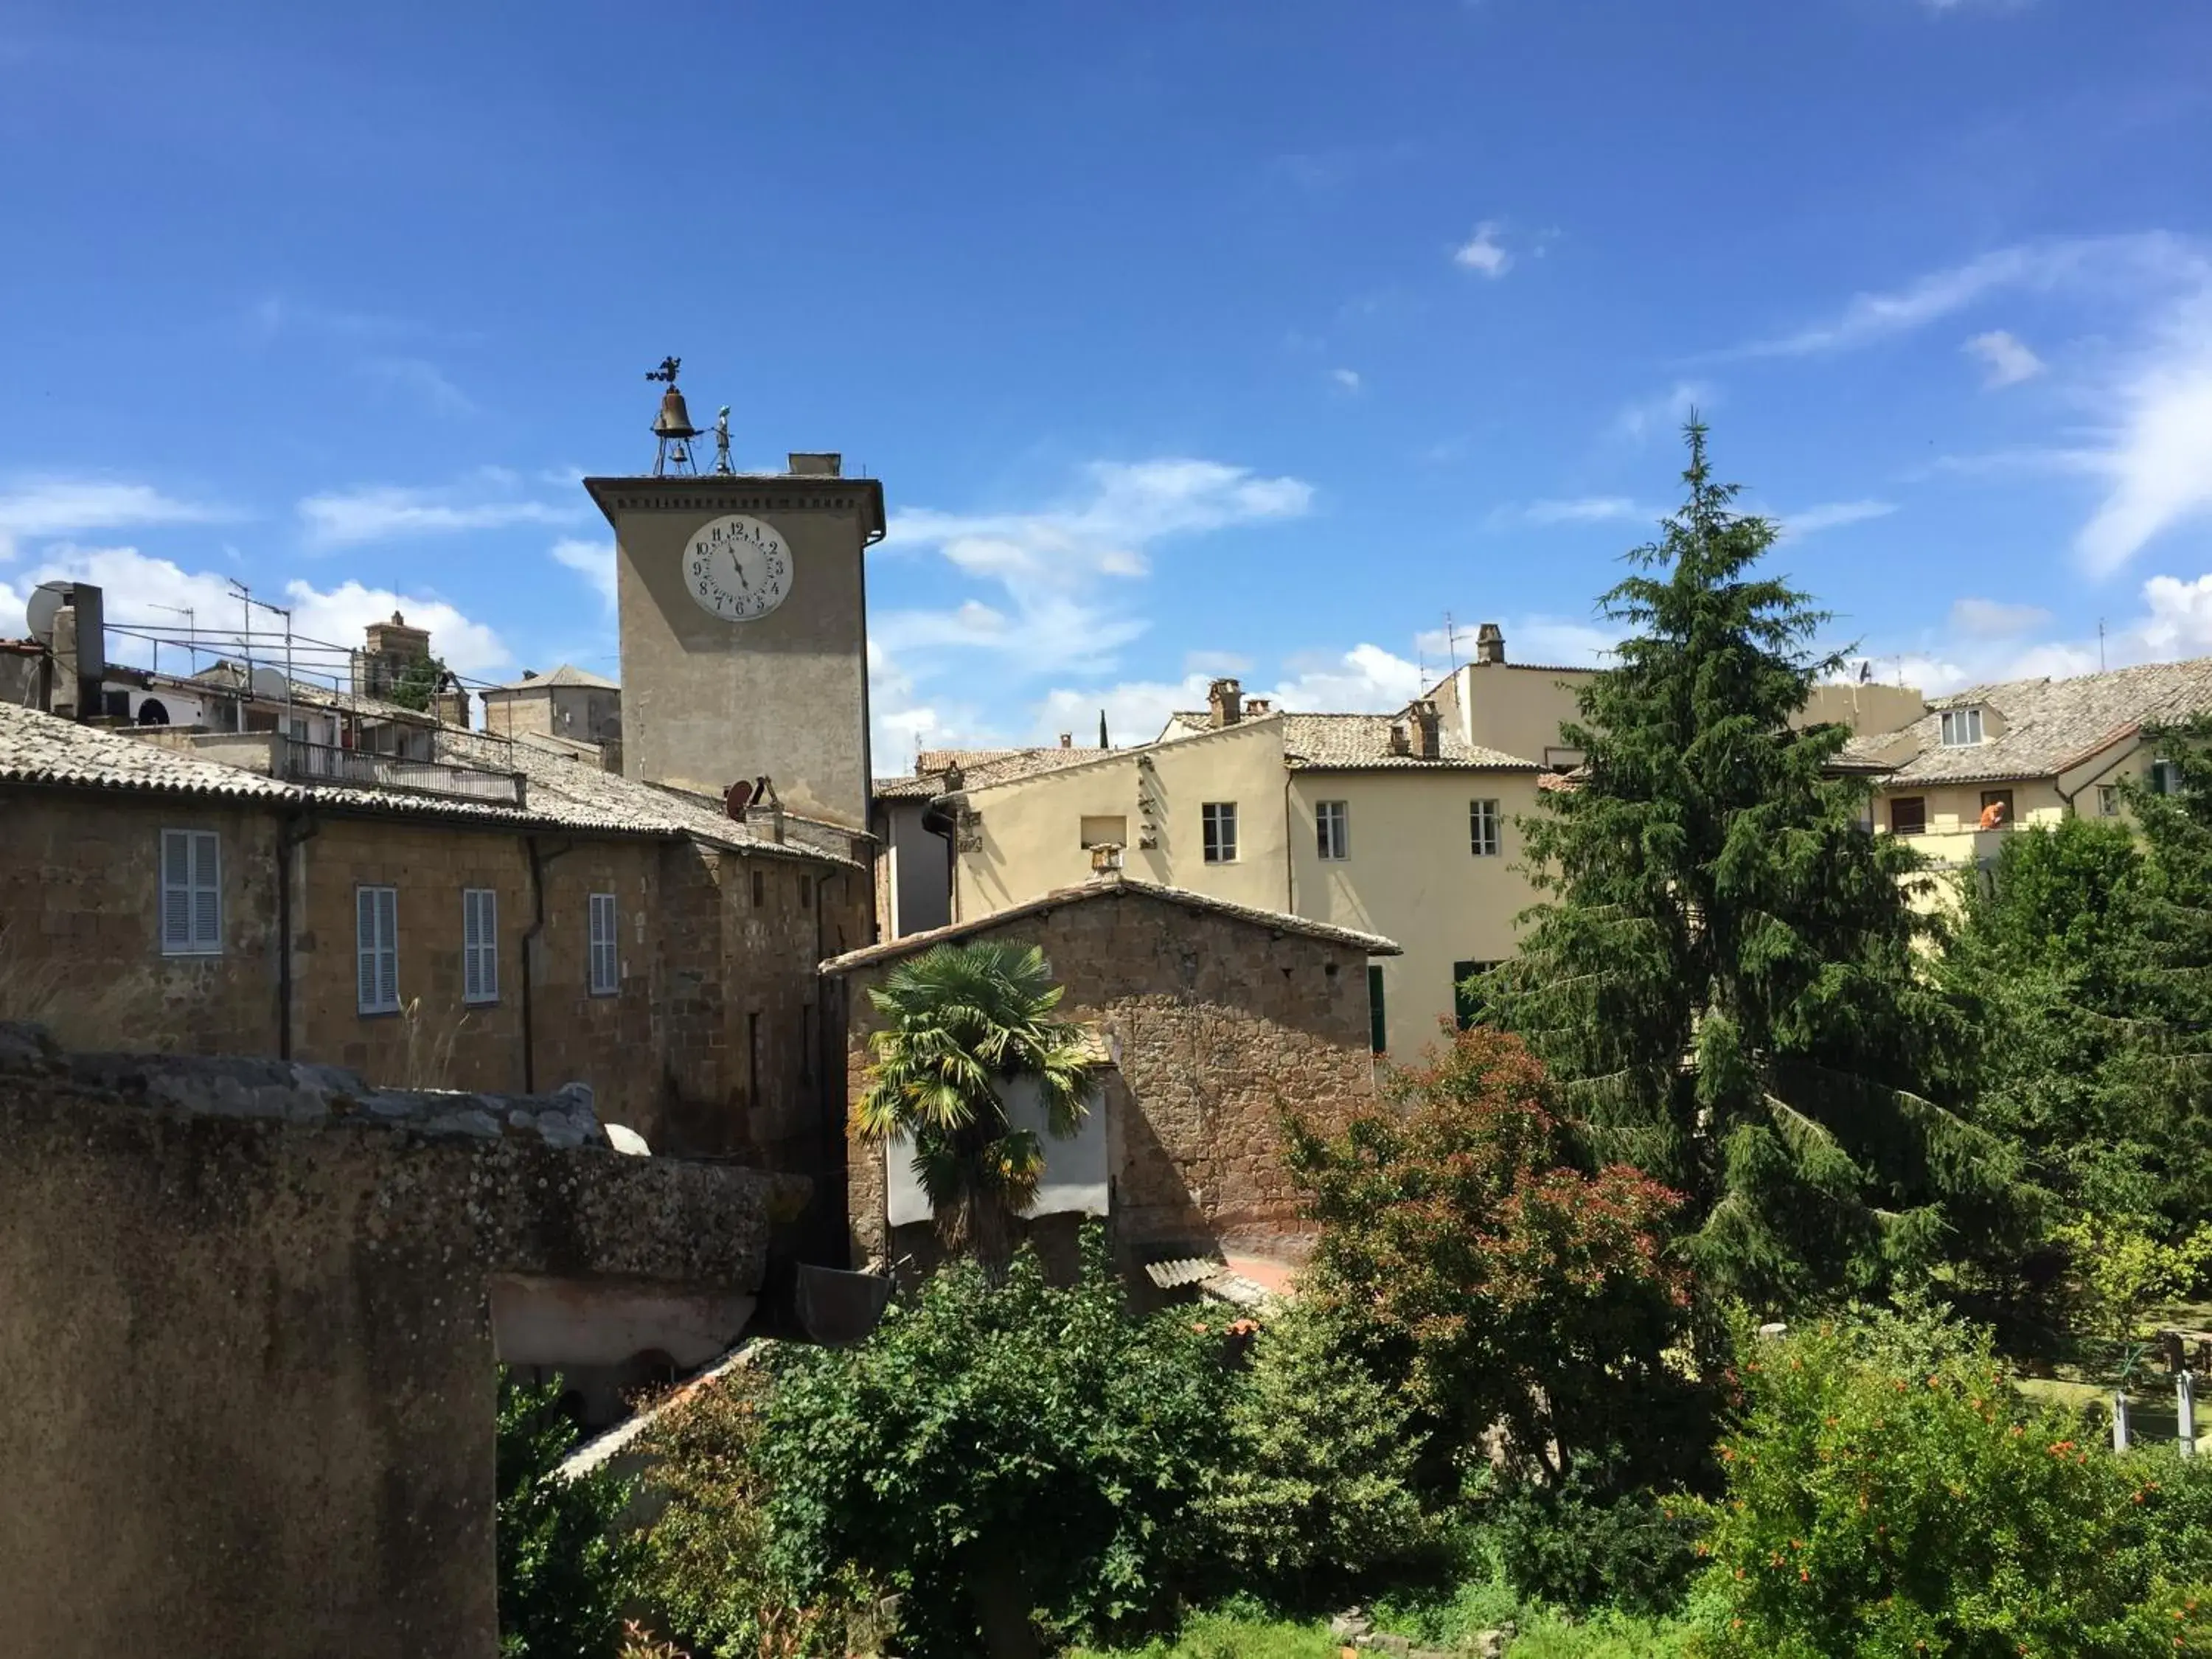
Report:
1843,656,2212,787
873,745,1113,800
818,872,1402,975
481,664,622,694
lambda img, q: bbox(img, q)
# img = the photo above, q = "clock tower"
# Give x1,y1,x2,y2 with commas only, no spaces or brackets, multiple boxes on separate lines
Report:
583,368,885,832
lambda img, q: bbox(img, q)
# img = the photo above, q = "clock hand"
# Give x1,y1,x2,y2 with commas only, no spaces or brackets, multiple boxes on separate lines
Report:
729,548,751,590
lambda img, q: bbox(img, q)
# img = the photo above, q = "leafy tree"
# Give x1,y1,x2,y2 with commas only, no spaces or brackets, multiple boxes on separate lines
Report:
1691,1304,2212,1657
386,652,451,713
1201,1301,1433,1601
1483,420,2010,1311
1286,1025,1698,1484
759,1231,1235,1659
851,941,1099,1268
496,1371,642,1659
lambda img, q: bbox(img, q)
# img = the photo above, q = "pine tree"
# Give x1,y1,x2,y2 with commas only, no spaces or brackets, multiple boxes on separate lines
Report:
1486,421,2011,1310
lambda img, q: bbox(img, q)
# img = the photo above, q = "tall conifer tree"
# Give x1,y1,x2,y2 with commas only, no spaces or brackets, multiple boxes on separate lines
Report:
1487,421,2008,1309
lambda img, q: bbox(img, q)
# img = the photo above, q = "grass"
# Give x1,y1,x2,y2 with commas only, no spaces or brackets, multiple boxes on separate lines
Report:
1065,1611,1346,1658
1066,1601,1697,1658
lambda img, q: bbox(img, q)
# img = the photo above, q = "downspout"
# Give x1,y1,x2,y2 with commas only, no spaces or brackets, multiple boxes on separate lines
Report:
922,791,963,926
274,809,319,1060
1283,771,1296,915
521,835,575,1093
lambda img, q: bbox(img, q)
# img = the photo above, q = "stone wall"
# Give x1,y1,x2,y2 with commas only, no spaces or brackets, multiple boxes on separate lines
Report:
0,786,868,1200
0,1024,777,1659
838,884,1382,1272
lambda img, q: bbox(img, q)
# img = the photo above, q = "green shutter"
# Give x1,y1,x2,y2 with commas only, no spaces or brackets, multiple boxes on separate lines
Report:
1453,961,1480,1029
1368,965,1387,1054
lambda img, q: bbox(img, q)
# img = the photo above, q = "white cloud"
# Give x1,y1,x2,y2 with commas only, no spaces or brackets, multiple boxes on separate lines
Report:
0,478,230,561
549,538,616,613
361,356,476,416
1453,221,1512,279
2074,289,2212,574
1949,597,2052,639
1732,233,2202,358
0,543,512,681
1331,367,1363,393
298,480,583,549
1615,381,1714,442
1514,496,1652,526
1964,329,2045,388
1776,499,1897,539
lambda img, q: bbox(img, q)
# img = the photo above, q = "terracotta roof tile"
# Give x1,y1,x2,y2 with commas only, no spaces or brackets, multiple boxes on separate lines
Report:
874,745,1113,799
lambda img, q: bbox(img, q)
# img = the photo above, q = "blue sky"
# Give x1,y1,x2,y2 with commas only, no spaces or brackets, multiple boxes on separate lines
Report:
4,0,2210,765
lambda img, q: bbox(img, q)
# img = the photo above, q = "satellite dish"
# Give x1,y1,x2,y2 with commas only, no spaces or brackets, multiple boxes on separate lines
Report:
249,665,290,703
723,779,755,821
24,580,72,646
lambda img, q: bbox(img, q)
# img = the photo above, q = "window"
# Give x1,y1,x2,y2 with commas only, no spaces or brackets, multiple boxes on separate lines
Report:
159,829,222,956
462,888,498,1005
1888,796,1927,836
1469,799,1501,858
1079,814,1128,849
1316,800,1350,860
1201,801,1239,863
2152,758,2183,796
2098,785,2124,818
588,892,619,996
1978,789,2015,830
1453,960,1499,1029
1367,964,1387,1054
751,866,765,907
1939,707,1984,748
355,886,399,1015
800,874,813,908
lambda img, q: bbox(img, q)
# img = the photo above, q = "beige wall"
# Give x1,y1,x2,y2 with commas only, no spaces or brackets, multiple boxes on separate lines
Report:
840,886,1380,1276
1289,770,1545,1057
597,476,881,830
953,718,1294,918
945,718,1544,1061
1433,661,1593,767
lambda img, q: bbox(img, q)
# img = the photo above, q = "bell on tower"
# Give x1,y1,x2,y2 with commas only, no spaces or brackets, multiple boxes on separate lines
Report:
646,355,701,476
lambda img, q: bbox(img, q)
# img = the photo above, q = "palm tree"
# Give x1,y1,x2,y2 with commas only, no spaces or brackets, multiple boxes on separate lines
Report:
853,941,1099,1270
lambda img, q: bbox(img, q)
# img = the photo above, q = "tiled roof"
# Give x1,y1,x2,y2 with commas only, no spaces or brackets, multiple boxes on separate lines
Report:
818,872,1402,975
1845,657,2212,786
1158,710,1535,770
1279,712,1537,772
0,701,858,869
481,664,621,693
874,745,1112,800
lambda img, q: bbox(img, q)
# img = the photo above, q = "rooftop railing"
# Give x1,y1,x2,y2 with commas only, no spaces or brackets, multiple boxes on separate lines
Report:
279,737,526,808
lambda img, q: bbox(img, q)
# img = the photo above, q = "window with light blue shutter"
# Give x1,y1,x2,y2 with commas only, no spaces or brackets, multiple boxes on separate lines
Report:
462,888,498,1005
357,886,400,1014
588,892,619,996
160,829,222,956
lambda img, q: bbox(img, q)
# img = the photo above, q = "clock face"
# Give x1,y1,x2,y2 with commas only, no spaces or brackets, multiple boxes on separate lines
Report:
684,515,792,622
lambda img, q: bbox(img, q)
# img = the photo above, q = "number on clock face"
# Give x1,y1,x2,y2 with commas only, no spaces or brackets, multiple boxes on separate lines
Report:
683,514,793,622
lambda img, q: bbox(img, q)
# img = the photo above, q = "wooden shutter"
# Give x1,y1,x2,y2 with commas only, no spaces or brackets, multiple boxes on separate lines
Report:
189,832,220,950
358,887,398,1013
161,830,192,953
357,888,380,1011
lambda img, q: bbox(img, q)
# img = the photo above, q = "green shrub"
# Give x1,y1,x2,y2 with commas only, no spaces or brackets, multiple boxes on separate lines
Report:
1481,1450,1702,1619
759,1230,1237,1658
1690,1307,2212,1657
1200,1303,1431,1599
497,1371,642,1659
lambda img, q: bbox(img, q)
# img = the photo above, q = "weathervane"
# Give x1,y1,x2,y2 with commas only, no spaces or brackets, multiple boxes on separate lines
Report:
646,355,701,476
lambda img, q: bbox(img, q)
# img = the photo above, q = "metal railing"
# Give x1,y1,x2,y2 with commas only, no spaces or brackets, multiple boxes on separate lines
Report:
279,738,526,808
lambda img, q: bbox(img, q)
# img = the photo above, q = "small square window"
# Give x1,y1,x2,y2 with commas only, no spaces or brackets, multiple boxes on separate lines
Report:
1453,960,1499,1029
1978,789,2014,828
2098,785,2124,818
751,867,765,907
1316,800,1350,860
800,874,813,907
1469,799,1501,858
1889,796,1927,836
1080,814,1129,849
1939,707,1985,748
2151,759,2183,796
1202,802,1239,863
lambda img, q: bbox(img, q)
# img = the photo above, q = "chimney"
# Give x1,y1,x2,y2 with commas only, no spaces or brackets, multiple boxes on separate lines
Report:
1408,699,1441,759
1207,677,1244,728
1388,719,1411,757
786,452,842,476
1475,622,1506,666
521,669,540,681
1059,731,1072,748
1089,841,1125,877
1245,697,1273,716
51,603,80,720
433,684,471,729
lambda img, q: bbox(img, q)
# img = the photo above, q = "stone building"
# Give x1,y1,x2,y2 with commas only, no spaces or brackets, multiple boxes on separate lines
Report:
0,1022,780,1659
0,698,868,1200
478,661,624,758
824,871,1398,1279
